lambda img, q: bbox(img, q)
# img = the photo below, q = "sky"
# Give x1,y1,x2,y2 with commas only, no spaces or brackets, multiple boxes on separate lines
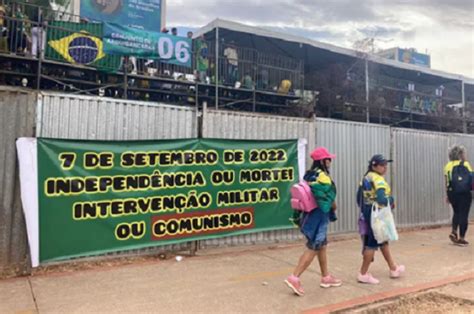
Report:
167,0,474,78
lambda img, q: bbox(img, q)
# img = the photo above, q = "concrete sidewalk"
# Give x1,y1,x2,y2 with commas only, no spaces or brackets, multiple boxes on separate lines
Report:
1,226,473,314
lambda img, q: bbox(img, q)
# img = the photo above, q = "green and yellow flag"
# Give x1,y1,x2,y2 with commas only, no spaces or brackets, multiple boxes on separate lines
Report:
46,21,120,72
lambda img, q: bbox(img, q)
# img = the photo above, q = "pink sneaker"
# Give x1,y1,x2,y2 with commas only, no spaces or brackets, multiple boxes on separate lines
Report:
284,275,304,296
390,265,406,278
357,273,380,284
320,274,342,288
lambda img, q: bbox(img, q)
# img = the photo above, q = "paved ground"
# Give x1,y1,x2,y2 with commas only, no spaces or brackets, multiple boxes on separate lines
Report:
0,226,473,314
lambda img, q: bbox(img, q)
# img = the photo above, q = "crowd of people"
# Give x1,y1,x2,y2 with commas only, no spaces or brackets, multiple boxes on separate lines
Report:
0,2,298,98
284,144,472,296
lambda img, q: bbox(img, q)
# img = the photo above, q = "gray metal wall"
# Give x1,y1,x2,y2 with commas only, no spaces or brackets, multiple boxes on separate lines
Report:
0,88,36,276
315,118,391,233
2,89,474,274
203,109,315,141
38,92,197,139
392,128,451,227
37,92,199,263
201,109,316,247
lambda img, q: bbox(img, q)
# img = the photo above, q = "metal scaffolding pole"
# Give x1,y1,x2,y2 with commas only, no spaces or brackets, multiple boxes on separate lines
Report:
365,59,370,123
215,27,219,109
462,80,467,133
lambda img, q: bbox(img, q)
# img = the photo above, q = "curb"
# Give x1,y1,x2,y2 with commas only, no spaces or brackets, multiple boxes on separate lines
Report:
302,272,474,314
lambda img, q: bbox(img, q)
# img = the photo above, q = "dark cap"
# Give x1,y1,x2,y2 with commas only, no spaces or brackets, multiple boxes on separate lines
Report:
370,154,393,166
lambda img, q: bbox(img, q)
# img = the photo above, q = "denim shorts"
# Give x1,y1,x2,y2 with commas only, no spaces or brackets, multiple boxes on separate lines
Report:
301,208,329,250
362,205,387,250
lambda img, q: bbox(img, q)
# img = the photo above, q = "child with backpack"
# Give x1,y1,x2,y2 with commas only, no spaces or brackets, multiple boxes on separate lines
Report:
284,147,341,296
444,145,473,246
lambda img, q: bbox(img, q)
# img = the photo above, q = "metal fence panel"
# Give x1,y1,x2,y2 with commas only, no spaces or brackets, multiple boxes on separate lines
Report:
201,109,316,247
37,92,198,262
0,88,36,276
3,88,472,273
315,118,391,234
38,92,198,139
203,109,314,141
392,128,451,227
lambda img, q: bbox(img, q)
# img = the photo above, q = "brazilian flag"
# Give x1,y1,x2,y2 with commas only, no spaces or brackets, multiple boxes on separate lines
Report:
45,21,121,72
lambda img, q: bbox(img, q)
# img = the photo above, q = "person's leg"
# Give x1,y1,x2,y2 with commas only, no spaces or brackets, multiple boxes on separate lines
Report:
458,194,472,240
199,71,206,83
380,243,397,270
312,212,331,278
360,206,377,276
357,247,380,284
360,248,375,275
293,248,318,277
285,247,317,295
449,193,460,238
381,243,405,277
318,244,342,288
226,63,232,85
317,245,328,277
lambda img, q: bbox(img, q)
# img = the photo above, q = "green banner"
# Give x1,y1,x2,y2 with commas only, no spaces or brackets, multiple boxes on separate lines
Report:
45,21,121,72
37,138,298,263
103,23,192,67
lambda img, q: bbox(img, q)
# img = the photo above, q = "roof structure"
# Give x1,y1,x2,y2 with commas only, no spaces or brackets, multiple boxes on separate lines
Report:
195,18,474,85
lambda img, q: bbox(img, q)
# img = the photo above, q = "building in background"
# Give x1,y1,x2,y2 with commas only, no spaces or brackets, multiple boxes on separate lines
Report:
377,47,431,68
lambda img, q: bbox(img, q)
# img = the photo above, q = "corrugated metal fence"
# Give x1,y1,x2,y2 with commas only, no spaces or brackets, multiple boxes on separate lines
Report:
315,118,391,234
1,88,473,276
0,88,36,276
201,109,316,247
38,93,197,139
392,128,451,227
38,92,199,260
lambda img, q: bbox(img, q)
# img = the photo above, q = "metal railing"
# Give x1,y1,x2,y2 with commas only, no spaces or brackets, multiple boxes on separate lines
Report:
0,1,305,106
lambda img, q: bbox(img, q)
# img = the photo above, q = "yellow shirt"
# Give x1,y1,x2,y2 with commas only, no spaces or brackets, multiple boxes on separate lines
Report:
316,169,332,185
363,171,391,204
444,160,473,188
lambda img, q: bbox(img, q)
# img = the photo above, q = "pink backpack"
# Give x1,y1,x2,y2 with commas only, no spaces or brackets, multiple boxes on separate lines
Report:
290,180,317,212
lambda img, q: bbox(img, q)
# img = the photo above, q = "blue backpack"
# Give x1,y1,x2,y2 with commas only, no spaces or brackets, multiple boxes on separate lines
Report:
450,161,472,194
356,177,372,208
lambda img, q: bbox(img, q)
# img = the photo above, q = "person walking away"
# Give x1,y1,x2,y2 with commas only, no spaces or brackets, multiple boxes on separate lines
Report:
356,154,405,284
284,147,342,296
444,145,473,246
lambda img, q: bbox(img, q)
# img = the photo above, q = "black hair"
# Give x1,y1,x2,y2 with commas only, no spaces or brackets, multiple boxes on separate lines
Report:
306,158,331,175
365,164,372,175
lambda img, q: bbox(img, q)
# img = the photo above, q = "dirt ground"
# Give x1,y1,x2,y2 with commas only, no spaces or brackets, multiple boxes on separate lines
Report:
345,291,474,314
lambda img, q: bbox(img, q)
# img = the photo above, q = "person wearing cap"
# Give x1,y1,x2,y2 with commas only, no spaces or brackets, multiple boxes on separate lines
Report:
356,154,405,285
284,147,342,296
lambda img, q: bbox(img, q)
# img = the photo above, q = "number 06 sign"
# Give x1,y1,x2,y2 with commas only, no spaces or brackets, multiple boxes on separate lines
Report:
104,22,192,67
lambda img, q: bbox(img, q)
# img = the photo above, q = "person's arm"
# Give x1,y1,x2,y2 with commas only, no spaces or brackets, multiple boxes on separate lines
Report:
375,188,393,207
309,181,334,212
443,163,451,203
465,162,474,190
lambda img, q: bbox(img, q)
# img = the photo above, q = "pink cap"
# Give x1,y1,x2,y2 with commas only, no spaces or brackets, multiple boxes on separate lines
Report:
310,147,336,161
